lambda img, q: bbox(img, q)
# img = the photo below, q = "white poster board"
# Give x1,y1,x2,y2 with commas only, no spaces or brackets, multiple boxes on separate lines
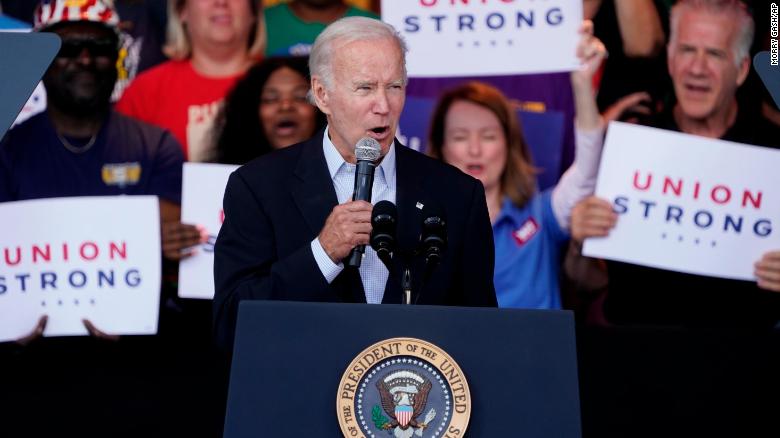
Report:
178,163,238,299
0,196,161,342
381,0,582,77
583,122,780,280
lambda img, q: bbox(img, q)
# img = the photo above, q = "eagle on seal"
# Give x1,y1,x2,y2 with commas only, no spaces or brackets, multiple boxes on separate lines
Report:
377,371,434,432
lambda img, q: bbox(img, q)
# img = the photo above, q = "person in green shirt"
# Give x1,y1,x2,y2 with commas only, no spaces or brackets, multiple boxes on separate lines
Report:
264,0,377,56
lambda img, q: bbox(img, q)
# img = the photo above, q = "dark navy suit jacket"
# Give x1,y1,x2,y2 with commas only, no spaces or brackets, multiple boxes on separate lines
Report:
213,131,497,349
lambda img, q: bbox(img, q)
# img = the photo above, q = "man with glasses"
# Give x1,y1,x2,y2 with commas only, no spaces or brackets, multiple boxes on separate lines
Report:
0,0,203,335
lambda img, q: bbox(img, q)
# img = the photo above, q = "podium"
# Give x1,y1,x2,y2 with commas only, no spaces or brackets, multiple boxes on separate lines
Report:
224,301,581,437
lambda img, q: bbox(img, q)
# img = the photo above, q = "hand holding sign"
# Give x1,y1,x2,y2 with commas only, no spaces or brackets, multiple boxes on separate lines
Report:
571,196,617,244
755,251,780,292
162,221,207,261
179,163,239,299
160,199,208,261
13,315,119,345
82,318,120,342
15,315,47,346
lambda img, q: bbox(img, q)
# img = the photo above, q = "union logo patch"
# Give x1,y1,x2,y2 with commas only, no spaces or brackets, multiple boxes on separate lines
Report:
337,337,470,438
101,162,141,188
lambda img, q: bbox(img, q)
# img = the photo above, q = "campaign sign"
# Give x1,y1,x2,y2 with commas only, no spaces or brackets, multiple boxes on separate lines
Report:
179,163,238,299
583,122,780,280
0,196,161,342
381,0,582,77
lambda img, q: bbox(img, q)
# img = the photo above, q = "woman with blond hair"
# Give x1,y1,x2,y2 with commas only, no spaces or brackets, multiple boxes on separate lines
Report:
117,0,265,162
428,23,606,309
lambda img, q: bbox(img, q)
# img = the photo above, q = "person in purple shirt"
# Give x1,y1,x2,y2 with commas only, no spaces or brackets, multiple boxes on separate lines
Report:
427,22,606,309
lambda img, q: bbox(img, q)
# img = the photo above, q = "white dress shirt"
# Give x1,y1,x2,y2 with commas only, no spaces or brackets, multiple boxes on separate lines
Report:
310,126,397,304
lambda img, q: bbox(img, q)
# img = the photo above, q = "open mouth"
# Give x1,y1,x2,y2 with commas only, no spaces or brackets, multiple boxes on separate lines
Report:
466,164,484,174
367,126,390,139
274,119,299,136
684,83,711,94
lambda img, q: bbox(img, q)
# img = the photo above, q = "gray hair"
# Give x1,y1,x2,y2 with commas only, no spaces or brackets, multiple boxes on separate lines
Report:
163,0,266,61
308,16,408,101
669,0,754,67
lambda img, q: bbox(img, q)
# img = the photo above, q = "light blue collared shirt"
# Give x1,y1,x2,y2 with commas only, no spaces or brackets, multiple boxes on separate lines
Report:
310,126,397,303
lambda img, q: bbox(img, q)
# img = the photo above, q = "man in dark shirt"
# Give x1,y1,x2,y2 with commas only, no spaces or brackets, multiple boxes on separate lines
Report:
570,0,780,327
0,3,220,436
0,0,204,334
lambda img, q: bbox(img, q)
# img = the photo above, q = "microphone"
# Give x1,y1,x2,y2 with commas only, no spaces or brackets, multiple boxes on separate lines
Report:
419,204,447,274
346,137,381,268
403,204,447,305
370,200,397,270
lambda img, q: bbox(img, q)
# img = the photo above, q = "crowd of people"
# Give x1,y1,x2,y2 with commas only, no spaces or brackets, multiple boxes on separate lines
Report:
1,0,780,436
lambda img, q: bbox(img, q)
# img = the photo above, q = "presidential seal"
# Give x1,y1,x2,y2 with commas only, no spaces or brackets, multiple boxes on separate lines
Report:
337,338,470,438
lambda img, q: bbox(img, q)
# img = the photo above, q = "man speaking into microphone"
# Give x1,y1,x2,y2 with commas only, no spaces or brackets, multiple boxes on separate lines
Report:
213,17,497,349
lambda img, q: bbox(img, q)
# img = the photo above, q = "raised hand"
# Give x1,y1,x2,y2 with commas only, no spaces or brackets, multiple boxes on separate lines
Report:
571,20,608,90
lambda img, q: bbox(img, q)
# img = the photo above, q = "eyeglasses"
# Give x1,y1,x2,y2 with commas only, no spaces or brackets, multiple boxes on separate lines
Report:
57,38,117,59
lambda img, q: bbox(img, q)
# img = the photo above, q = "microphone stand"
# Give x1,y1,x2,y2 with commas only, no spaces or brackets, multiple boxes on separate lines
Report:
402,268,412,305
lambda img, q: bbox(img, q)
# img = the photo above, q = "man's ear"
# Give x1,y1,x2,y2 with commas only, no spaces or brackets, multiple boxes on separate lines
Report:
311,76,331,116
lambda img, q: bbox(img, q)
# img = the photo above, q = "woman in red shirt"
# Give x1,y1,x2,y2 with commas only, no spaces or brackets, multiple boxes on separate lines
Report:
117,0,265,161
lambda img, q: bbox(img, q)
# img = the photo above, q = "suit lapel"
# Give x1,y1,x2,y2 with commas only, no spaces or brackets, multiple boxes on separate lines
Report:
382,142,427,304
290,131,338,236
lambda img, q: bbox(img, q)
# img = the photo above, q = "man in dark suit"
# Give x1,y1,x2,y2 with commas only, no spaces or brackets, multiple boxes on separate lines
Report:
213,17,497,349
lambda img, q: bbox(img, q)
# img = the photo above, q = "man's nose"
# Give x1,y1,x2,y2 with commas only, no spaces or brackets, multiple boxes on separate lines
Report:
689,51,708,75
75,48,95,67
373,88,390,115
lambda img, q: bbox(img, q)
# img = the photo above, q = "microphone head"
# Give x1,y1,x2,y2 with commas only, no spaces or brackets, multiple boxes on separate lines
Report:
371,200,397,246
355,137,381,163
420,203,446,267
371,200,397,267
421,203,446,230
372,200,397,226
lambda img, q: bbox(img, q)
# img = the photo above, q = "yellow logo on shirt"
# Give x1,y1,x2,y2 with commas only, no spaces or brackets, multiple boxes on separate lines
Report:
102,162,141,188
